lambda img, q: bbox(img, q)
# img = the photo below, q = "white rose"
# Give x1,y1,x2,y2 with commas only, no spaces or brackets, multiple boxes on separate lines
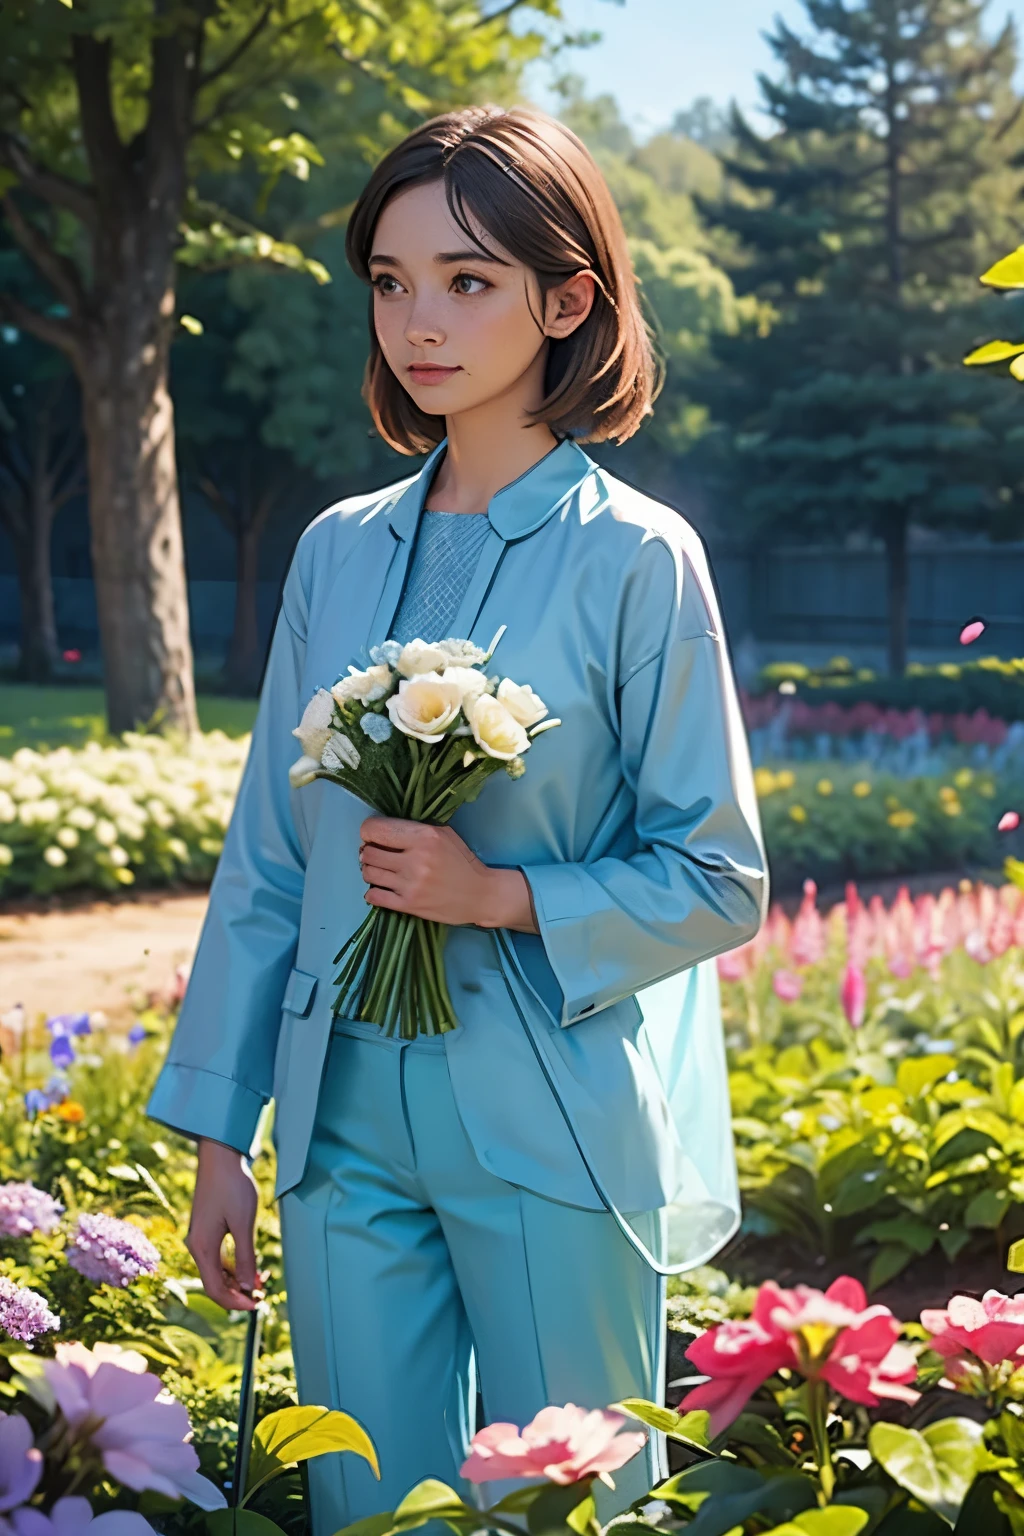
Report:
464,695,530,761
292,689,335,761
439,666,489,705
386,674,464,743
396,640,448,678
288,755,321,788
435,638,489,667
331,664,393,705
496,679,548,729
322,731,361,772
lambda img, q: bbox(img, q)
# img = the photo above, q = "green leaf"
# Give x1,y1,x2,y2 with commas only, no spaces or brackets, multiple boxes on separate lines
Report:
393,1480,473,1526
667,1464,816,1536
615,1399,710,1448
857,1216,936,1255
897,1055,957,1098
981,249,1024,289
868,1243,916,1290
965,1188,1011,1228
939,1226,972,1262
246,1406,379,1499
760,1511,870,1536
566,1495,597,1536
206,1513,287,1536
527,1480,597,1536
869,1418,984,1524
963,340,1024,365
8,1353,56,1414
1008,1238,1024,1273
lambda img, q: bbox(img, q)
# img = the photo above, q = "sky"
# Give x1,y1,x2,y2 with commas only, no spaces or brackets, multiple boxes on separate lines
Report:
525,0,1024,139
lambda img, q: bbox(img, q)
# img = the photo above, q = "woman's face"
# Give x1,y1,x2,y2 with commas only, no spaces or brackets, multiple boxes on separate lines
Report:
369,179,591,420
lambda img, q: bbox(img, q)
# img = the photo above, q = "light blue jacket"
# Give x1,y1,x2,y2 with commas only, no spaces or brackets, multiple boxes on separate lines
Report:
147,437,767,1273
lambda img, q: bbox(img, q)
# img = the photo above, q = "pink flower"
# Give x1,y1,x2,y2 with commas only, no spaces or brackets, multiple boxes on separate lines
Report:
999,811,1020,833
42,1343,225,1511
921,1291,1024,1368
717,946,751,983
840,963,867,1028
790,880,825,967
772,969,803,1002
684,1276,918,1436
460,1404,646,1488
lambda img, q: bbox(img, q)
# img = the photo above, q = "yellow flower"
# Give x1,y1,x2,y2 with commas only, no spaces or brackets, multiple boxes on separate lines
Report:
979,782,995,798
754,768,777,797
816,779,833,796
939,785,957,802
942,797,963,817
954,768,974,789
852,780,872,798
55,1101,85,1123
888,810,916,829
775,769,796,791
789,804,808,823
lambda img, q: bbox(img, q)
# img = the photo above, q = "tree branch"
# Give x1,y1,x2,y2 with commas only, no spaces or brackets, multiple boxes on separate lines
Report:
0,136,96,228
198,1,274,89
472,0,527,27
0,295,80,365
2,194,86,319
71,34,130,209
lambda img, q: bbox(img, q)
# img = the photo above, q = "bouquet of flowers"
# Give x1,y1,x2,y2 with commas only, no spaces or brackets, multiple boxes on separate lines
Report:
288,629,560,1039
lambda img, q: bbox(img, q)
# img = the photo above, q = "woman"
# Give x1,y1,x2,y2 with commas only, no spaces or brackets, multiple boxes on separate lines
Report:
147,105,766,1535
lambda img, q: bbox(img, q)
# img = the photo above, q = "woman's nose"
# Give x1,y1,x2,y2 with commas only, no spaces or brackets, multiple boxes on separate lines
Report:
405,299,446,348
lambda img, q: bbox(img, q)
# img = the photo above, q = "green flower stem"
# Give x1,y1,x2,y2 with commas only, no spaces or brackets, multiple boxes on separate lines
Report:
805,1379,835,1503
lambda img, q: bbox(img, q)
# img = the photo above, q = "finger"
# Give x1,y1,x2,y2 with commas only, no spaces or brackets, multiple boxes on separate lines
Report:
189,1241,256,1312
359,846,405,876
360,816,423,850
366,885,416,914
229,1221,259,1294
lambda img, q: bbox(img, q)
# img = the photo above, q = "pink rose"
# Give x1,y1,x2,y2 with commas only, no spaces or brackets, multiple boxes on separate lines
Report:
460,1404,646,1488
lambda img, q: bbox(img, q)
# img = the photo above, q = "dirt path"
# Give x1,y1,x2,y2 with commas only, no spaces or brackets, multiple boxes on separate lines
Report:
0,891,209,1026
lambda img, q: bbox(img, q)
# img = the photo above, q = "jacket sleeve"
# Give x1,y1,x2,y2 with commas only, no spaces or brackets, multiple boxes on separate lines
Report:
521,531,767,1027
146,552,310,1151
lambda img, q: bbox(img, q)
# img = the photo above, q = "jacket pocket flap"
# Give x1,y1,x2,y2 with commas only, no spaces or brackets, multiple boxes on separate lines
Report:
282,967,318,1018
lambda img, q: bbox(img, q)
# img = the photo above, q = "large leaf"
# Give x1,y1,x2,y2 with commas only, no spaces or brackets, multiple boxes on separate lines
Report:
869,1418,984,1524
981,249,1024,289
963,340,1024,365
247,1406,379,1498
667,1463,817,1536
897,1056,957,1098
393,1480,474,1526
760,1511,870,1535
965,1187,1010,1229
206,1513,287,1536
615,1399,710,1449
527,1480,597,1536
868,1243,916,1291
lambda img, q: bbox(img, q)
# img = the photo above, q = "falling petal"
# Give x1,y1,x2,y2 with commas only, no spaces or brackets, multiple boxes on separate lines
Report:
778,680,797,695
999,811,1021,832
959,618,986,646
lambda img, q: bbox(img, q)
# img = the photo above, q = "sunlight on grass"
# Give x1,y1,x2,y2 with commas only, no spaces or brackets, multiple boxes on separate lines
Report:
0,684,258,755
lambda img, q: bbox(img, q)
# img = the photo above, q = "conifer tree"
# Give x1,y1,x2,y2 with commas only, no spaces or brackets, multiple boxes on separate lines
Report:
704,0,1024,673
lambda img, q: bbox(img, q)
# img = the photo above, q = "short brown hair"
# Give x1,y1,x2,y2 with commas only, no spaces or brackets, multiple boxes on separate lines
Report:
345,105,662,455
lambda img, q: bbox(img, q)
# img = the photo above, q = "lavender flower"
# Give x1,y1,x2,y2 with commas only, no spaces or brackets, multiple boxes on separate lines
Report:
65,1214,160,1288
359,711,393,744
48,1036,74,1070
0,1183,64,1239
23,1091,49,1119
126,1024,147,1048
3,1495,154,1534
0,1276,60,1342
45,1013,90,1038
0,1411,43,1511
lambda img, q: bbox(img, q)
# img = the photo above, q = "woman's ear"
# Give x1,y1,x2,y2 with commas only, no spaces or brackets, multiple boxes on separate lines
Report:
544,271,596,338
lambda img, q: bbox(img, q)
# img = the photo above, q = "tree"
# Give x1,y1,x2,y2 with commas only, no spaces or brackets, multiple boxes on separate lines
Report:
0,313,84,683
700,0,1024,673
0,0,561,732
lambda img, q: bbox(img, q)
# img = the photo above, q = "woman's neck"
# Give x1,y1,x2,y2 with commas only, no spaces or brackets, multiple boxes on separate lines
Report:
424,409,560,516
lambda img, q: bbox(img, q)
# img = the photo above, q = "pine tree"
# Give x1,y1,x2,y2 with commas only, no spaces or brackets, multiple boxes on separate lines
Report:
702,0,1024,673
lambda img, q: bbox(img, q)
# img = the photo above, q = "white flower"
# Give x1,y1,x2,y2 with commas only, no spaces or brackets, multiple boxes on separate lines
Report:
440,666,489,705
292,689,335,761
0,791,14,823
94,819,117,847
436,638,489,667
496,678,548,728
464,695,530,761
386,674,464,743
288,755,321,789
43,846,67,867
331,664,393,706
56,827,79,849
0,845,12,867
321,731,361,772
109,846,130,868
396,640,448,678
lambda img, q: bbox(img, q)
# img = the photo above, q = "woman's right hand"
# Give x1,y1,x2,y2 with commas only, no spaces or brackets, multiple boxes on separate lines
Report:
186,1138,262,1311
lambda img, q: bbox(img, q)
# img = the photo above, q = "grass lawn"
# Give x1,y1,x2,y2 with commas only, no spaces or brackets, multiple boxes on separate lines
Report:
0,683,258,755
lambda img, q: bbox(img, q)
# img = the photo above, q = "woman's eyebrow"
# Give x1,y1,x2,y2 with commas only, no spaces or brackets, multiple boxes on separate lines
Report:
368,249,507,267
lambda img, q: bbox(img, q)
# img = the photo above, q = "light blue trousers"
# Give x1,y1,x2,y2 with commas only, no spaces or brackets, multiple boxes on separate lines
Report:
278,1024,667,1536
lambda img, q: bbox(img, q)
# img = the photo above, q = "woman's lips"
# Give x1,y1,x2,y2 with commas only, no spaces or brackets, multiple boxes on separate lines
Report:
408,364,462,385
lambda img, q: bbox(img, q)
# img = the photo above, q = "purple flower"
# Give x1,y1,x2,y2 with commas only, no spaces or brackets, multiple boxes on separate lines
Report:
0,1412,43,1512
65,1214,160,1289
0,1183,64,1239
1,1496,154,1535
48,1036,74,1070
23,1091,48,1120
45,1014,90,1038
0,1277,60,1343
126,1024,146,1048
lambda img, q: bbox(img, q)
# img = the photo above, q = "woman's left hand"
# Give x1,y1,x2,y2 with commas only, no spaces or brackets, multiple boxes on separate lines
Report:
359,817,538,932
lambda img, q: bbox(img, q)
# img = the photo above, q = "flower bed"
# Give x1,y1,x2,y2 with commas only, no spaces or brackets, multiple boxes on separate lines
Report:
754,652,1024,719
720,871,1024,1291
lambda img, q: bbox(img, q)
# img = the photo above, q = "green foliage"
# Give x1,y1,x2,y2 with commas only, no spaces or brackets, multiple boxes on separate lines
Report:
755,657,1024,722
0,684,257,754
868,1419,985,1525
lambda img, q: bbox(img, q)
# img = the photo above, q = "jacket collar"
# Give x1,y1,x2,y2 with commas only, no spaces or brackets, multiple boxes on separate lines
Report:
385,436,594,544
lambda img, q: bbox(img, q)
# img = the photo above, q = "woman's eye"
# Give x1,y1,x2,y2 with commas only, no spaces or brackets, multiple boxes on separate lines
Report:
372,273,402,296
452,272,490,295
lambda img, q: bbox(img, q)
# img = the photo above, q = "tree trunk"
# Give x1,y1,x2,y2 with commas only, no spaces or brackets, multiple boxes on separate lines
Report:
883,512,909,677
224,518,265,695
13,488,58,684
80,330,197,735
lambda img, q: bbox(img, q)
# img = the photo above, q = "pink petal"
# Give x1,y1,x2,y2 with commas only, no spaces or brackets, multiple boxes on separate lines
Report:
959,619,986,645
683,1374,763,1440
999,811,1020,832
825,1276,869,1312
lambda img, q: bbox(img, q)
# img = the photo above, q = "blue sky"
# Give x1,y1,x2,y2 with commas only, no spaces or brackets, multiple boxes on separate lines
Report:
525,0,1024,138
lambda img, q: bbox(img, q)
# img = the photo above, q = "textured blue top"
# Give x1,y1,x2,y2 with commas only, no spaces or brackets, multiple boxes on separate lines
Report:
390,510,491,646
